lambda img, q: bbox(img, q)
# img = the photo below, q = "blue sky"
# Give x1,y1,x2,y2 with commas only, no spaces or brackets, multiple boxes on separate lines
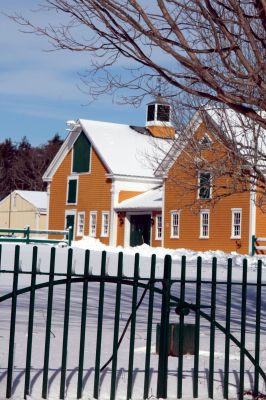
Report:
0,1,147,146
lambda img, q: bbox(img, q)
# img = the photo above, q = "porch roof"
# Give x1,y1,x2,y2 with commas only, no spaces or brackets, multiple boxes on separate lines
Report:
115,186,163,211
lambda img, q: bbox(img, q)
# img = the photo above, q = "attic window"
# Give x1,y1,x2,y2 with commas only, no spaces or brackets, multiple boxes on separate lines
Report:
157,105,170,122
199,134,212,147
72,131,91,173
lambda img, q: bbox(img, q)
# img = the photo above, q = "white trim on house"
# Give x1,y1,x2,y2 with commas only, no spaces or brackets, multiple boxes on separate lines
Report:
109,182,118,246
155,214,162,240
77,212,85,237
101,211,110,237
162,182,166,247
170,210,180,239
89,211,97,237
200,209,210,239
231,208,242,239
46,183,51,230
249,186,256,254
43,126,81,182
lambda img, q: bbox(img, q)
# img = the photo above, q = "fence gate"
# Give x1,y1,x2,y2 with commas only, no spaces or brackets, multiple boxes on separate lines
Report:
0,244,265,399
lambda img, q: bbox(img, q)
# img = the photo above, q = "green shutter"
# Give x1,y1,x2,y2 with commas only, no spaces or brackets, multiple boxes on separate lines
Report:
73,132,91,173
67,179,77,203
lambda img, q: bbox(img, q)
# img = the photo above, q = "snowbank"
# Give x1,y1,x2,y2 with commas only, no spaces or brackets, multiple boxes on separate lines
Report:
72,236,266,268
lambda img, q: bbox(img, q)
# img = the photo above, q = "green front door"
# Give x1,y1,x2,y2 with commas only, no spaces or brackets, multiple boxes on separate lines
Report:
130,215,151,247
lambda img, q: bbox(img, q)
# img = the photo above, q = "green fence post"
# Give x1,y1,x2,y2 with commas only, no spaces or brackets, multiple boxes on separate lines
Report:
24,246,38,399
42,247,56,399
193,256,202,399
127,253,139,400
93,251,106,399
77,250,90,399
177,255,187,399
254,260,262,397
60,248,73,399
143,254,156,399
157,254,172,399
223,258,232,399
25,226,30,244
68,226,73,246
110,252,123,400
6,245,20,398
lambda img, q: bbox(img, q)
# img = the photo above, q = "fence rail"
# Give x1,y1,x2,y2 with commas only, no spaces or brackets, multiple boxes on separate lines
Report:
251,234,266,255
0,243,265,400
0,226,73,246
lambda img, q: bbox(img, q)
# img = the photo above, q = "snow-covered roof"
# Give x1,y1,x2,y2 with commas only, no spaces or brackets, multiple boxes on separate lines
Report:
156,107,266,176
43,119,172,181
15,190,48,213
116,187,163,211
206,108,266,169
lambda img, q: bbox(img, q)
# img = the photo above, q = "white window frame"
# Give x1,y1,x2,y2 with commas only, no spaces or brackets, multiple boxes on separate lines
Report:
170,211,180,239
66,176,78,205
200,209,210,239
101,211,110,237
89,211,97,237
231,208,242,239
198,172,212,199
77,212,85,237
155,214,163,240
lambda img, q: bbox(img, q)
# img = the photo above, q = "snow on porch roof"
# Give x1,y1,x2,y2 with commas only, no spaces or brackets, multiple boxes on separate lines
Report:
80,119,172,178
15,190,48,213
115,187,163,211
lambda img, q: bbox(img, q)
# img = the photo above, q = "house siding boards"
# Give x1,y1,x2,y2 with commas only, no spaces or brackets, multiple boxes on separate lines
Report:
49,145,112,243
164,192,250,253
163,122,251,254
118,191,143,202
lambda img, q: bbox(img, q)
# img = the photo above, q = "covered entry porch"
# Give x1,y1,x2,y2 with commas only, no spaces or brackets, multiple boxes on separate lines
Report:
115,187,163,247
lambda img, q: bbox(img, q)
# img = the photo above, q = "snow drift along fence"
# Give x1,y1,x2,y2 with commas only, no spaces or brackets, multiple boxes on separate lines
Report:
0,244,265,400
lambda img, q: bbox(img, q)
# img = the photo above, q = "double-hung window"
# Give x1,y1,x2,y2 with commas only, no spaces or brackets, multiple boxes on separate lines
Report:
200,210,210,238
77,212,85,237
101,212,110,237
155,215,162,240
170,211,180,238
198,172,211,199
231,209,242,238
89,211,97,237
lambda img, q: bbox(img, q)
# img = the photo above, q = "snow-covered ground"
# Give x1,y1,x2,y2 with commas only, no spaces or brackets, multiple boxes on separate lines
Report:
0,239,265,400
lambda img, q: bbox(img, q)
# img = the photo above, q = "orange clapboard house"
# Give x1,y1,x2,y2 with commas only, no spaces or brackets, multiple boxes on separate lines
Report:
156,109,266,255
43,96,173,246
